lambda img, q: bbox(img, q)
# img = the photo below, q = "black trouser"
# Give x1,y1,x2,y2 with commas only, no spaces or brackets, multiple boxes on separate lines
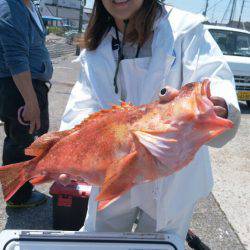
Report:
0,77,49,203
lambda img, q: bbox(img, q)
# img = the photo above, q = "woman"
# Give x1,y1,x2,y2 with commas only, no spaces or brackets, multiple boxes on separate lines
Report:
59,0,240,247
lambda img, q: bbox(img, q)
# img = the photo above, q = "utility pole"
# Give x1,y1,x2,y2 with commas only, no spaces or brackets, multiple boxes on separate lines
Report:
229,0,237,24
76,0,86,56
222,0,232,23
203,0,209,16
238,0,245,28
53,0,59,26
56,0,58,17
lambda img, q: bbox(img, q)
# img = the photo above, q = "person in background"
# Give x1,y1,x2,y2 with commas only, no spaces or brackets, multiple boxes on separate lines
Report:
59,0,240,248
0,0,53,207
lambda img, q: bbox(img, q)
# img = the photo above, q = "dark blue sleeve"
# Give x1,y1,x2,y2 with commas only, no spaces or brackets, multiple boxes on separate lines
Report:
0,0,30,75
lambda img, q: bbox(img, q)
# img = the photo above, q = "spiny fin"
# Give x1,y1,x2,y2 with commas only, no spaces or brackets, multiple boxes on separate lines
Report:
139,125,178,135
30,175,51,185
97,195,121,211
0,152,46,201
25,131,70,157
96,151,138,205
75,102,136,128
0,160,33,201
97,130,165,210
133,130,178,166
121,102,134,108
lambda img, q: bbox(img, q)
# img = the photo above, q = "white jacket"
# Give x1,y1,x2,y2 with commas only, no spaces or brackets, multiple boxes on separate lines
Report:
60,6,240,231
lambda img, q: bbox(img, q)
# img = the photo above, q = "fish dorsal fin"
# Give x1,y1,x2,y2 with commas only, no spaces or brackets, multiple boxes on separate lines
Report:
121,102,134,108
25,131,70,157
75,102,135,129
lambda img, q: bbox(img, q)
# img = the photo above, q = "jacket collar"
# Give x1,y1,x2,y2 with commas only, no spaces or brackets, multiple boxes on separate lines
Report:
23,0,46,36
106,5,170,40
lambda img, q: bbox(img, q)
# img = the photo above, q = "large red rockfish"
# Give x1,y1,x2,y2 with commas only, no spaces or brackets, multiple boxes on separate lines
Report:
0,80,233,210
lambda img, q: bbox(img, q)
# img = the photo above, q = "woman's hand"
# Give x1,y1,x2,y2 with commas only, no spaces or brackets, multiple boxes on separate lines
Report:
58,174,71,186
209,96,228,118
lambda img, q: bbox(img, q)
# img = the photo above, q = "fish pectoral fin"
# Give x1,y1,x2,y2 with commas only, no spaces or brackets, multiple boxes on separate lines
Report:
132,130,178,166
96,151,138,210
139,125,178,135
97,196,121,211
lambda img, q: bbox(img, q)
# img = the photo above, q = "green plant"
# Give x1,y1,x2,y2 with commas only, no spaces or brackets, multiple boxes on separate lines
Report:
47,26,66,36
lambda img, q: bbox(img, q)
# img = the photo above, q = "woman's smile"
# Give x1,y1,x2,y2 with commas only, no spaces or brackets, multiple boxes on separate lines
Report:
102,0,143,21
112,0,130,7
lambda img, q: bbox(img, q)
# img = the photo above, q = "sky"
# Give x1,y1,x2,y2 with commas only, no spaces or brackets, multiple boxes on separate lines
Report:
85,0,250,23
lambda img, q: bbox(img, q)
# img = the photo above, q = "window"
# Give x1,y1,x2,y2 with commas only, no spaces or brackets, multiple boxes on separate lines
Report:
209,29,250,57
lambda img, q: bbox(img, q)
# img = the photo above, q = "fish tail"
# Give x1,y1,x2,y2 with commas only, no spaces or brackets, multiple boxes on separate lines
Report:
0,160,33,202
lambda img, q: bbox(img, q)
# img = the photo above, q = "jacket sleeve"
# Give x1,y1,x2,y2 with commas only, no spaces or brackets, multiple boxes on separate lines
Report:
60,60,102,131
181,24,241,148
0,1,30,75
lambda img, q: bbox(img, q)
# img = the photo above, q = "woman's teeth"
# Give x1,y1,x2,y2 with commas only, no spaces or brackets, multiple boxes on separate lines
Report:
113,0,129,3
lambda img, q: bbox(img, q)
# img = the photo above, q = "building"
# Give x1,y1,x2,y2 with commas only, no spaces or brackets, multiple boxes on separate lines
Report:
39,0,92,27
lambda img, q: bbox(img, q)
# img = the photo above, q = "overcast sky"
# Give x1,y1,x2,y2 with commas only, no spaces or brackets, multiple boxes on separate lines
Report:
85,0,250,23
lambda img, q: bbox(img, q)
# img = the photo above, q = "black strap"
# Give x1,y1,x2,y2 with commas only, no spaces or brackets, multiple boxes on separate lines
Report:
135,45,141,58
113,21,141,94
113,21,128,94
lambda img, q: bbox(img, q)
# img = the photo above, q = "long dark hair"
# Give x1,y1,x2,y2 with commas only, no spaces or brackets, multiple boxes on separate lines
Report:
83,0,162,51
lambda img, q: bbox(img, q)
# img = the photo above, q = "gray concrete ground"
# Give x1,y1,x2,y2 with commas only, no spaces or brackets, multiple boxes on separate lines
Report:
211,105,250,250
0,54,249,250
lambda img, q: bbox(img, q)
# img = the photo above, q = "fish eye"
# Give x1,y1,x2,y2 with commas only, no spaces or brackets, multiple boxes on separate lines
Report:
160,88,167,96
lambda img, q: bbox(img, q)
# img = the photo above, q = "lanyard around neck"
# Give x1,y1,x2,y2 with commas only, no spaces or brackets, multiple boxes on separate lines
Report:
113,21,141,94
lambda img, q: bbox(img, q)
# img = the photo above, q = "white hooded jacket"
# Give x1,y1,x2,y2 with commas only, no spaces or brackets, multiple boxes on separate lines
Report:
60,6,240,231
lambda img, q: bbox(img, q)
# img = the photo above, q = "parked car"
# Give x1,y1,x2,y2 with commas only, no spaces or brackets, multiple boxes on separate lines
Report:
205,25,250,107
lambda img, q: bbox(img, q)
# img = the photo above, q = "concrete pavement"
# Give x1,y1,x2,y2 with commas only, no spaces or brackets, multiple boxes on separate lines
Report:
0,54,248,249
211,104,250,249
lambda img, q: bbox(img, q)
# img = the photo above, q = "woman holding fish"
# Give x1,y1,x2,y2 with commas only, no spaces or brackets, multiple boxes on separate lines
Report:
58,0,241,246
0,0,240,248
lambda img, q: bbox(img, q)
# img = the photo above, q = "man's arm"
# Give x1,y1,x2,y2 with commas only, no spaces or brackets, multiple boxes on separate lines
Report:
0,1,41,134
12,71,41,134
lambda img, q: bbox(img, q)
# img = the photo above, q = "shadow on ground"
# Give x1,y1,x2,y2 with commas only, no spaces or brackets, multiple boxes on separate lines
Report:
239,102,250,114
4,194,53,230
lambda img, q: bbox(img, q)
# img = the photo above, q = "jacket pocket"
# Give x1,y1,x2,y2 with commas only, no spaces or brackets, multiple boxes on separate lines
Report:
34,60,53,81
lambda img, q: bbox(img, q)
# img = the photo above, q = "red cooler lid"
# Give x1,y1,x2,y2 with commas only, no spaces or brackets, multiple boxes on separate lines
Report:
49,181,91,198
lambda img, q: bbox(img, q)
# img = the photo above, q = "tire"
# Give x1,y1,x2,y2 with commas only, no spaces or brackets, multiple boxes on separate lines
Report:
247,101,250,108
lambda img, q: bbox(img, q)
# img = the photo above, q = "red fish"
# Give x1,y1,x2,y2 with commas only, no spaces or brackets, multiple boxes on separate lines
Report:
0,80,233,210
